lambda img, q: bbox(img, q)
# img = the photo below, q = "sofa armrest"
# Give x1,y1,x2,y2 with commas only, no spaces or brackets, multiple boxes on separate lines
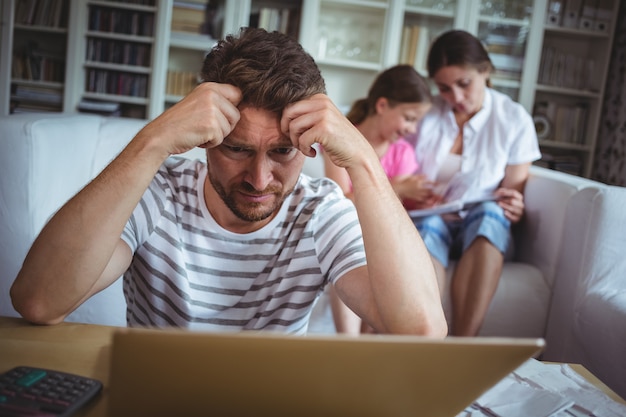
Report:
544,184,626,399
515,167,599,287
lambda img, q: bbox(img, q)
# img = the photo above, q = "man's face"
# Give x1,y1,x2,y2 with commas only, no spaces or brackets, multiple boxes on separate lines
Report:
205,106,306,233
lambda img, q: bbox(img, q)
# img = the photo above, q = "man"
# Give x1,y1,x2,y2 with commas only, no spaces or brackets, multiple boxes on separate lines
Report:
11,28,446,337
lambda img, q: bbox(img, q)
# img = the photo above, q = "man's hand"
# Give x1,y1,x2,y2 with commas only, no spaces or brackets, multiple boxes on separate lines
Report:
280,94,375,167
138,82,243,156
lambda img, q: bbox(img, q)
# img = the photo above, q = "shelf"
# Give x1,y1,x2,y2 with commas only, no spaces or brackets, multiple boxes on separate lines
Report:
10,79,64,89
85,31,154,43
82,91,149,105
87,0,157,13
478,15,531,26
321,0,388,9
84,61,152,73
169,32,217,51
404,6,454,17
165,94,184,103
537,140,591,152
14,24,68,34
316,58,383,71
536,84,601,99
544,25,612,39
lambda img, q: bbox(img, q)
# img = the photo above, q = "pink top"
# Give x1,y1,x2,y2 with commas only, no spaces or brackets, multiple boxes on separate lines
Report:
380,138,420,178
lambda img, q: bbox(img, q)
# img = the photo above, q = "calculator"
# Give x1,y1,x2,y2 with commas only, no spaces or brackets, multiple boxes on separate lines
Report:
0,366,103,417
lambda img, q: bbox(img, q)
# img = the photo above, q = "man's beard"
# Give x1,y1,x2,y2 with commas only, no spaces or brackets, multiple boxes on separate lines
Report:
208,173,293,222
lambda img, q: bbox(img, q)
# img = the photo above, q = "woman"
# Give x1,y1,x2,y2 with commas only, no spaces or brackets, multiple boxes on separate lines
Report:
323,64,434,334
407,30,541,336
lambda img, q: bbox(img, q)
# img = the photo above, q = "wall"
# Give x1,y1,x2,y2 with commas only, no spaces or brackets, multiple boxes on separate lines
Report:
593,1,626,186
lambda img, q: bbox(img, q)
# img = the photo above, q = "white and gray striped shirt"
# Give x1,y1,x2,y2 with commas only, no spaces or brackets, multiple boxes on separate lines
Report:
121,158,366,334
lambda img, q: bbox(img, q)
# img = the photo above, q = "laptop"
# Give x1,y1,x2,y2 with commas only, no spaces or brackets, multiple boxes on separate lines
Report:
108,328,544,417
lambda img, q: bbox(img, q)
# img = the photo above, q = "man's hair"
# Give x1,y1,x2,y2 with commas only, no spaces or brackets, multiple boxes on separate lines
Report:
201,27,326,113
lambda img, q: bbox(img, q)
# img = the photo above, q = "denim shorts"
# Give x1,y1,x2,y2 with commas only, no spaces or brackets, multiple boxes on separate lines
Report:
412,201,513,268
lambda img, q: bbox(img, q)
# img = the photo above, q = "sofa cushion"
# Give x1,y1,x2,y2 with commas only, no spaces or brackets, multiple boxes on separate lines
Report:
0,114,146,325
442,262,547,337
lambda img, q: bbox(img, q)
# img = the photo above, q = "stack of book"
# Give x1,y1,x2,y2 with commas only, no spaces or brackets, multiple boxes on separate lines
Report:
12,46,65,83
77,99,121,116
88,6,154,37
547,0,612,33
166,71,198,97
399,25,429,72
249,6,301,39
171,1,206,34
14,0,68,28
536,153,583,176
533,100,589,145
538,46,599,91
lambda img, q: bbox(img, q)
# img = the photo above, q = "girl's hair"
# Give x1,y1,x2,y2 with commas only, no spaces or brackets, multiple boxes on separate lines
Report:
427,30,494,86
346,65,431,125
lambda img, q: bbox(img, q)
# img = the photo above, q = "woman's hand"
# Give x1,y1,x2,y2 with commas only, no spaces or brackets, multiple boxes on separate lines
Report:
392,174,439,208
495,187,525,223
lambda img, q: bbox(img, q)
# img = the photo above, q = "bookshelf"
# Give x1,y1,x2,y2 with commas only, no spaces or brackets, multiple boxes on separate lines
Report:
3,0,70,115
162,0,303,112
0,0,619,177
532,0,619,177
298,0,618,177
66,0,163,118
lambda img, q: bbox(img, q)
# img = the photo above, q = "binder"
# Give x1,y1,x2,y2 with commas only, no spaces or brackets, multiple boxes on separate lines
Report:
562,0,583,28
578,0,598,30
593,0,612,32
546,0,565,25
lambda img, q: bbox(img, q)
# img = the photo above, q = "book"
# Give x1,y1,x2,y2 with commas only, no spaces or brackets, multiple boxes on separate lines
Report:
593,0,612,32
546,0,565,25
171,2,205,34
579,0,598,30
407,171,501,218
408,195,502,219
562,0,583,28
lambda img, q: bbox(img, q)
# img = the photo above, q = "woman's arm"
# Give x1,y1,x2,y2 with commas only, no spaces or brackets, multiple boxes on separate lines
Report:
495,162,531,224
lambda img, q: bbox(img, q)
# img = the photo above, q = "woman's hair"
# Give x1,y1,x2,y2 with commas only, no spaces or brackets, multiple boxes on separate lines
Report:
346,64,432,125
427,30,494,86
200,27,326,114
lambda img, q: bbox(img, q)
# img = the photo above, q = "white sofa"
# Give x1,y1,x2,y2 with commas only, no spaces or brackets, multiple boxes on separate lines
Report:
1,113,625,399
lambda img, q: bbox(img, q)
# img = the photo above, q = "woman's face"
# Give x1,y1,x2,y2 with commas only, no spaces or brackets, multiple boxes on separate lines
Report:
432,65,489,117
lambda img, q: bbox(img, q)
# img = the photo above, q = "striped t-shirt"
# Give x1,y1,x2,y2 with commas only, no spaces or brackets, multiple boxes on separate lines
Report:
121,158,366,334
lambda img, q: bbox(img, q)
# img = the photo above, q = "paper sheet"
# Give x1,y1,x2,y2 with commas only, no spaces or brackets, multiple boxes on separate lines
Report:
458,359,626,417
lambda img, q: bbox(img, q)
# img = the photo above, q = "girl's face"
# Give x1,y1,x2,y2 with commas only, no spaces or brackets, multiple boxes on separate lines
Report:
377,98,431,142
432,65,489,117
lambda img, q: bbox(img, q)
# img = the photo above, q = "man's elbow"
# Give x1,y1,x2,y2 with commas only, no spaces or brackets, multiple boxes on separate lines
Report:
419,319,448,338
10,285,65,326
384,315,448,338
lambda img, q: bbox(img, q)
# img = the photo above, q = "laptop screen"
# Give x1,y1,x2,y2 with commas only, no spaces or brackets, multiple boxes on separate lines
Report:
108,328,544,416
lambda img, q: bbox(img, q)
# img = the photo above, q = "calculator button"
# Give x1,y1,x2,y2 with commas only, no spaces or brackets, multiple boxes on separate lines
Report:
0,367,102,417
16,369,47,387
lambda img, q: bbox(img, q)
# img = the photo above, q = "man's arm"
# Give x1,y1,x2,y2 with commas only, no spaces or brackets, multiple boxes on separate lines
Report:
282,94,447,337
11,83,242,324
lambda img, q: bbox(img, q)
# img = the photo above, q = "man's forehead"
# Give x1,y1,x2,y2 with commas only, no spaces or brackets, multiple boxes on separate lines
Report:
226,107,292,147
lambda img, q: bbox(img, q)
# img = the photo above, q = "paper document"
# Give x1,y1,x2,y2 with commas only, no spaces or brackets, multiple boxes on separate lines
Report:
457,359,626,417
407,195,501,218
408,171,500,218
